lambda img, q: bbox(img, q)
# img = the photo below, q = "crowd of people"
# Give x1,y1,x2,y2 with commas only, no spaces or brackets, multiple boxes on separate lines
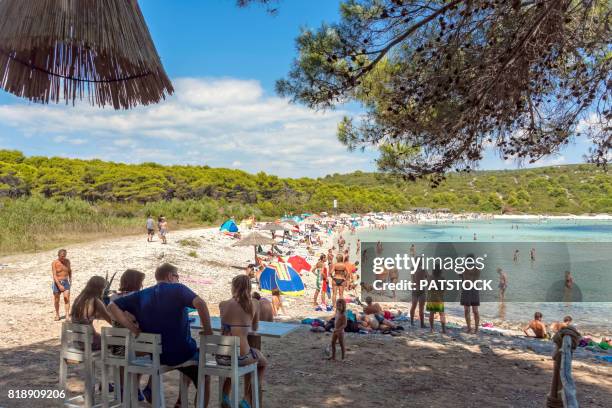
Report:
49,214,595,403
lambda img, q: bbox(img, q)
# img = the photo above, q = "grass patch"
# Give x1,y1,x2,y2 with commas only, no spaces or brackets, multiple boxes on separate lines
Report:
178,238,201,248
188,250,198,258
0,196,214,255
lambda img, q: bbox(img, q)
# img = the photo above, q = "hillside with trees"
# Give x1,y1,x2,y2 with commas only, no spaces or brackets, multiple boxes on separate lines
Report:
0,150,610,253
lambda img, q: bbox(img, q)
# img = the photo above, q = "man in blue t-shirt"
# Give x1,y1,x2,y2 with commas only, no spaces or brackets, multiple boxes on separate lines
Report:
110,263,213,406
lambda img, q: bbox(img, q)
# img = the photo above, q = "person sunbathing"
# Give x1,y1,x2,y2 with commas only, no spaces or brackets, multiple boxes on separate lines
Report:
523,312,547,338
362,296,383,315
352,314,374,332
218,275,267,408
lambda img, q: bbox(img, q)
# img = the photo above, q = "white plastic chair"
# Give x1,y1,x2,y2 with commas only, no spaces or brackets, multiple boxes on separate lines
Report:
196,334,259,408
124,332,195,408
100,327,131,408
59,322,101,408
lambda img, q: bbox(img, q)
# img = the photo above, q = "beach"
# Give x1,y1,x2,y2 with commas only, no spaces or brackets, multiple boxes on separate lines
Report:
1,223,611,407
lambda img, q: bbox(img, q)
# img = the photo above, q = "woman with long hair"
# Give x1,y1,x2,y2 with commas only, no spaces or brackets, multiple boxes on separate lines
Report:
217,275,267,408
111,269,145,302
70,276,113,350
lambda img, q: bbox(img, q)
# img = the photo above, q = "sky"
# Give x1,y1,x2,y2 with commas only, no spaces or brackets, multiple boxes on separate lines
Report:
0,0,592,178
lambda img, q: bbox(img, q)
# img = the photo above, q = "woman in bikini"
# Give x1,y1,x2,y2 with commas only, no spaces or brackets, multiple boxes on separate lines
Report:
331,254,348,309
70,276,113,351
218,275,267,408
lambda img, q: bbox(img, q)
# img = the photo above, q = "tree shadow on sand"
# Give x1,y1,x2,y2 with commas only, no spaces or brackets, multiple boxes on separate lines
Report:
1,330,611,408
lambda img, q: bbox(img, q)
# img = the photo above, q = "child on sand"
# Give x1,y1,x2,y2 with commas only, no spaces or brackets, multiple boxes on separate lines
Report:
271,288,285,316
328,299,347,360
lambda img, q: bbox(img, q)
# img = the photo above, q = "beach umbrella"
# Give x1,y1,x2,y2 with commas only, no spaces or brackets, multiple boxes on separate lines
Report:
260,222,290,232
0,0,173,109
232,232,276,263
287,255,311,274
259,262,305,296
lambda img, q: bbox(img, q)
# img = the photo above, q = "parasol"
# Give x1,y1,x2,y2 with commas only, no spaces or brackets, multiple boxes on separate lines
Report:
0,0,173,109
260,222,290,232
232,232,276,264
287,255,311,274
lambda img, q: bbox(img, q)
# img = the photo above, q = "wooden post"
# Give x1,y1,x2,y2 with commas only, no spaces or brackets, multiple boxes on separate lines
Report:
560,335,579,408
547,334,578,408
546,348,564,408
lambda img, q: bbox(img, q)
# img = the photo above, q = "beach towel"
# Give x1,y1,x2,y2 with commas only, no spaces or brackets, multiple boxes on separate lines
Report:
346,310,356,322
595,355,612,363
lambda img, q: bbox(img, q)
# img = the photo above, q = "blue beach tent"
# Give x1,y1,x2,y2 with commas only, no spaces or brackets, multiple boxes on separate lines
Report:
259,262,305,296
219,219,239,233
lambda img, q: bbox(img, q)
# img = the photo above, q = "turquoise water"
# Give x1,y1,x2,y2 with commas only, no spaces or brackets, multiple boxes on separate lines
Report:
357,219,612,331
358,219,612,242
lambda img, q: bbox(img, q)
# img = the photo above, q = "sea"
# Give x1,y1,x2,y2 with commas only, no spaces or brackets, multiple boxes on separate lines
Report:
356,219,612,332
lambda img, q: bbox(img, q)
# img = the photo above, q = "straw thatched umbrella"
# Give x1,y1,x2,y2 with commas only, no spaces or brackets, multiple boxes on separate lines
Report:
260,222,290,232
0,0,173,109
232,232,276,263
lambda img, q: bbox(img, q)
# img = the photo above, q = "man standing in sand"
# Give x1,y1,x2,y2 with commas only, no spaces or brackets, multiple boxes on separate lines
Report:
51,249,72,321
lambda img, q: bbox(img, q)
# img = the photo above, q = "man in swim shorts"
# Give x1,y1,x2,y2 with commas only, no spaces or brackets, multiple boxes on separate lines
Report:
51,249,72,321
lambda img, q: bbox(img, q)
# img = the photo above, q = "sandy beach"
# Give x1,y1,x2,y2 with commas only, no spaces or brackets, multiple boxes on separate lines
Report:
1,226,611,407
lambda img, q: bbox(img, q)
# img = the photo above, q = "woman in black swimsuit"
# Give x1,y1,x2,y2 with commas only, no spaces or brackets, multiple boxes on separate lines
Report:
331,254,347,308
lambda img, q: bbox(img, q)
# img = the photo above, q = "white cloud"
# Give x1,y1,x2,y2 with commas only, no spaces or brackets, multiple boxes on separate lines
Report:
52,135,88,145
0,78,377,177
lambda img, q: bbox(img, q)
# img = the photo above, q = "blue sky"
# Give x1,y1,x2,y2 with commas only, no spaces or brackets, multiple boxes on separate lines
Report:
0,0,590,177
